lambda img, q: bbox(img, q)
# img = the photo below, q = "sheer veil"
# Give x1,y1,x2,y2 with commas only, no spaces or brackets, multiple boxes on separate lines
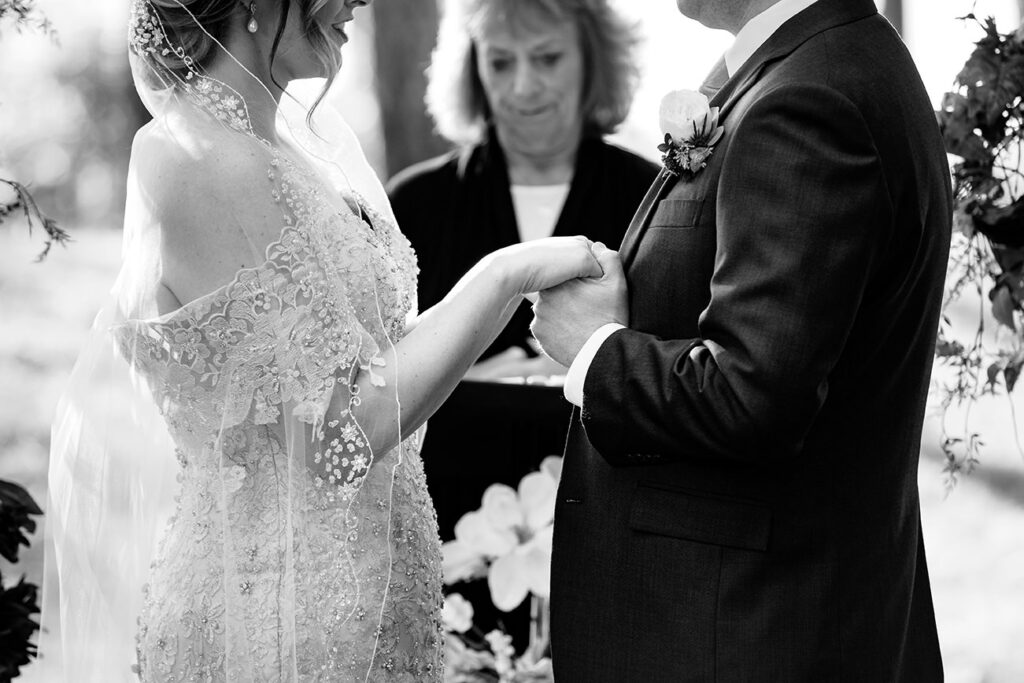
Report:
32,0,422,680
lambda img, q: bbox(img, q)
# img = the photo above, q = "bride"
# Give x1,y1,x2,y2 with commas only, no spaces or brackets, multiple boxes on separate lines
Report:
38,0,605,680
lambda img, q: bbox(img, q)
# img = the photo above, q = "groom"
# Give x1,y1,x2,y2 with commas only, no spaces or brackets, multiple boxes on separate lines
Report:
531,0,950,680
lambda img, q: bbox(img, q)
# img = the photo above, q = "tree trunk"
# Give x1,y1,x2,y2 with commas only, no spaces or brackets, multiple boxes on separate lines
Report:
371,0,449,180
883,0,903,36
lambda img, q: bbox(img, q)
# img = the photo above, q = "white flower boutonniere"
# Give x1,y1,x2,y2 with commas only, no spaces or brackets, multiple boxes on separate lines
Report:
657,90,725,178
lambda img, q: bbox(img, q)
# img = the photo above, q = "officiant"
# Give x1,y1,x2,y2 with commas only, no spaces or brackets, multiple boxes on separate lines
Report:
387,0,656,645
389,0,656,535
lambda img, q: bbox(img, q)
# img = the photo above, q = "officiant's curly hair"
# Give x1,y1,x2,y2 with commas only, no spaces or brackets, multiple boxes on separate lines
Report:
426,0,641,145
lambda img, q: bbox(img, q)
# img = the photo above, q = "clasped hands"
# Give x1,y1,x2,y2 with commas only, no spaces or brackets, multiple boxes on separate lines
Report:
528,240,629,368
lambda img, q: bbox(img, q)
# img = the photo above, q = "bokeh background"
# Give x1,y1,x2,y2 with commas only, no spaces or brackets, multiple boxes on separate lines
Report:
1,1,1023,680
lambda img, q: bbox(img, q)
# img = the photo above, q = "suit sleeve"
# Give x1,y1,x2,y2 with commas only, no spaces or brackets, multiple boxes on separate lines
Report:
581,83,892,464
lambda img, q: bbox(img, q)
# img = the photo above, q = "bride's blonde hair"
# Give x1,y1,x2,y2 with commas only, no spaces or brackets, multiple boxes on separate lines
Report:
138,0,342,112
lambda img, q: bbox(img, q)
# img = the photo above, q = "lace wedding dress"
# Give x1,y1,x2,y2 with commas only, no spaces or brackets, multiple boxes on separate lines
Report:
38,2,444,680
122,137,444,681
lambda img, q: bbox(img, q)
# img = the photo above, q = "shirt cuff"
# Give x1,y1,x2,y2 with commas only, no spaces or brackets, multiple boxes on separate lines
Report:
563,323,626,407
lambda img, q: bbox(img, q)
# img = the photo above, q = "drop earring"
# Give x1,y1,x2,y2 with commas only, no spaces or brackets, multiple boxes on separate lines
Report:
246,2,258,33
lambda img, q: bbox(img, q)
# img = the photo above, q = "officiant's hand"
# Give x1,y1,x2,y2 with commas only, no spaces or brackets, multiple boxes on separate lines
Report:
530,242,628,367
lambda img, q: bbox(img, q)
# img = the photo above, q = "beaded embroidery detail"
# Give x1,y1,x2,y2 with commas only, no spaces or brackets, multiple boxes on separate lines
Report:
120,143,440,681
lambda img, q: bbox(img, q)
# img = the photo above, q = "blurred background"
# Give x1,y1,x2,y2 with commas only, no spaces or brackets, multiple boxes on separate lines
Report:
1,0,1023,680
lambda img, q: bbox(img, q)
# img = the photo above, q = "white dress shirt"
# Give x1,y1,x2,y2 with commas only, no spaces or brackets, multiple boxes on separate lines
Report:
562,0,820,408
725,0,820,77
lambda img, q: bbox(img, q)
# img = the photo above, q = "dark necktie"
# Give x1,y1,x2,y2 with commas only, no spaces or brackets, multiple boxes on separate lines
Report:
699,56,730,99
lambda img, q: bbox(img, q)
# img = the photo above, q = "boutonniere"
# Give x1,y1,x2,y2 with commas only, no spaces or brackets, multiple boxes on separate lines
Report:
657,90,725,178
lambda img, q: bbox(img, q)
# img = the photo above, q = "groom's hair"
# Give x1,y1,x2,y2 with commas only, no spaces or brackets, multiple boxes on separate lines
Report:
425,0,642,146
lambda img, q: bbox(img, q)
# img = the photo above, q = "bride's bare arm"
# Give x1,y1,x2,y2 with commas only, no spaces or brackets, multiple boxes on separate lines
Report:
340,237,601,453
142,131,599,458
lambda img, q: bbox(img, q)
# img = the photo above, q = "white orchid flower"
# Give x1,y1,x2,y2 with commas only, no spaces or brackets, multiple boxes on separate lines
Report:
441,457,564,611
456,507,518,557
539,455,562,483
441,593,475,633
481,483,525,531
441,536,488,584
487,515,555,612
517,471,557,532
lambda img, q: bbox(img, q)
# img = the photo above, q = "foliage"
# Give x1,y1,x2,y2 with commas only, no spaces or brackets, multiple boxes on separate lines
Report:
935,14,1024,488
0,4,50,680
0,0,55,39
0,0,66,261
0,480,43,682
0,180,70,261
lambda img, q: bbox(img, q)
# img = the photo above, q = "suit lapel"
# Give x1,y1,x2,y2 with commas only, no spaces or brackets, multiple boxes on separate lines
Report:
619,61,758,272
716,0,879,114
620,0,879,271
619,169,674,269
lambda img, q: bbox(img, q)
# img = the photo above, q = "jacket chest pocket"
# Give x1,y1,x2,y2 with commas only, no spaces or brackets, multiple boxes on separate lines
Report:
648,198,716,229
630,197,717,336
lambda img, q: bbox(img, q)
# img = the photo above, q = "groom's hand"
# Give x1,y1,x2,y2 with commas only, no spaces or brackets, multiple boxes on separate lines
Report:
530,242,629,367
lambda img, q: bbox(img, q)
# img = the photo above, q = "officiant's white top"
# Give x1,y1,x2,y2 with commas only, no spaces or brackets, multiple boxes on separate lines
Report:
564,0,822,407
511,183,571,242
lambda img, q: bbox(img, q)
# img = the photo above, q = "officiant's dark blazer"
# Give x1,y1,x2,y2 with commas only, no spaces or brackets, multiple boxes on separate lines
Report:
551,0,950,680
388,129,656,540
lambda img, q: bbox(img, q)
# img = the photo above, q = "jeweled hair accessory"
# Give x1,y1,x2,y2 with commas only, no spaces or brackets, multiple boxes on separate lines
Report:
128,0,255,136
129,0,180,68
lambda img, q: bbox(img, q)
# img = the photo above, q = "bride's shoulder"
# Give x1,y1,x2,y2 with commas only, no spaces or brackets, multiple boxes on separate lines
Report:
129,116,286,305
132,117,276,196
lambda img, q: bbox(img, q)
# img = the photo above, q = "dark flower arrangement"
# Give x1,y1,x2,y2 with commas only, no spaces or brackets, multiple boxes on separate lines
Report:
0,481,42,682
935,14,1024,486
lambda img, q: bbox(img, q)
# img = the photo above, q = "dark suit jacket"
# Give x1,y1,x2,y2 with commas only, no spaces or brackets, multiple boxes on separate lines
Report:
551,1,951,681
387,131,658,645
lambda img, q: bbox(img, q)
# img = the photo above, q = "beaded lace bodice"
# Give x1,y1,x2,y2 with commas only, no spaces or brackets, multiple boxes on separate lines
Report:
117,141,444,682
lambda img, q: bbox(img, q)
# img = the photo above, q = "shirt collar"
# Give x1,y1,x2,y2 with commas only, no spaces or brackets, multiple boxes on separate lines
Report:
724,0,820,77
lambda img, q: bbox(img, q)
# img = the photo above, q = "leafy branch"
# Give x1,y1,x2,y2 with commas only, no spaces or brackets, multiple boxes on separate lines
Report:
0,180,70,261
935,14,1024,488
0,0,56,40
0,0,67,262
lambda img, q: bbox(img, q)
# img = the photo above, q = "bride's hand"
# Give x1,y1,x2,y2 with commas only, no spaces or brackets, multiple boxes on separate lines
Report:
497,236,603,296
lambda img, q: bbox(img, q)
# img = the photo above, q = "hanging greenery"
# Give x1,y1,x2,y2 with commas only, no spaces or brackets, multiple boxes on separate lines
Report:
0,0,67,261
936,14,1024,487
0,3,53,679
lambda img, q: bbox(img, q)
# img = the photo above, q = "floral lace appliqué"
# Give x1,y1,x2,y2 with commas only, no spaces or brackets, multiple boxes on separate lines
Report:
124,149,440,681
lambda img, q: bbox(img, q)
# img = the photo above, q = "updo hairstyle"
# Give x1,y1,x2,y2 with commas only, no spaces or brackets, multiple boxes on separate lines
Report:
132,0,342,103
